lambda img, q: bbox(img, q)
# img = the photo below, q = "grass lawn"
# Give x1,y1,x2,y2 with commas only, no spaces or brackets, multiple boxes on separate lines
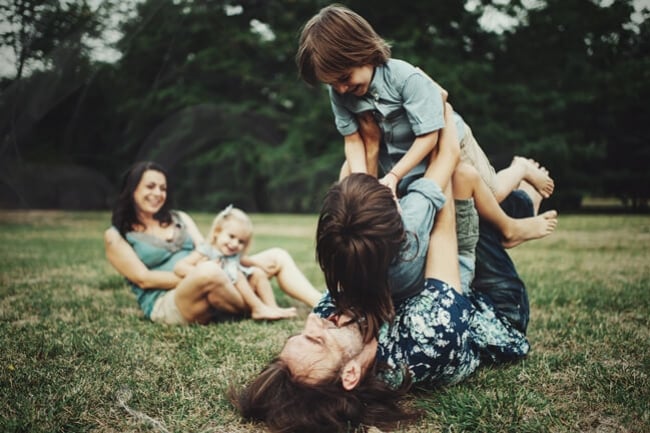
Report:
0,210,648,433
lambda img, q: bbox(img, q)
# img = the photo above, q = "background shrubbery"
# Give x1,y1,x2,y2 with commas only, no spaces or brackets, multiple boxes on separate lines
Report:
1,0,648,212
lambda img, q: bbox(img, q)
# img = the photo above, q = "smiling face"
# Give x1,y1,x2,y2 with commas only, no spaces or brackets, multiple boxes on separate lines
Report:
279,313,377,387
213,219,251,256
133,169,167,216
329,65,374,96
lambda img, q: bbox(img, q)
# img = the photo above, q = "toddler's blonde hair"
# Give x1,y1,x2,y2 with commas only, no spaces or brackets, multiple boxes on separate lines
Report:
207,205,253,248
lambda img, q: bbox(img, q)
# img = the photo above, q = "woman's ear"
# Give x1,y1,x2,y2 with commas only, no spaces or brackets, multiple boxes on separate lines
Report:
340,360,362,390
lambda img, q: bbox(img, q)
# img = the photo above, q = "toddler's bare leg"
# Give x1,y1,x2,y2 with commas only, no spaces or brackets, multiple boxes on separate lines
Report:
235,275,297,321
249,268,279,307
273,249,323,307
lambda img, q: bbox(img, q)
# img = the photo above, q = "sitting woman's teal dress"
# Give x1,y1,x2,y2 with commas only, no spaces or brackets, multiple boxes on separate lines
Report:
122,211,194,319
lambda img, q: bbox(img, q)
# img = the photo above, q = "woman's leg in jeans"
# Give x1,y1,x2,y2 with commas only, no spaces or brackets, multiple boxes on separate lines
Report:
472,184,544,333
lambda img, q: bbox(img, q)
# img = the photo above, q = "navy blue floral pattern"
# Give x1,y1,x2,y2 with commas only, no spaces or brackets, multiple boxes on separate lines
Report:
313,278,529,389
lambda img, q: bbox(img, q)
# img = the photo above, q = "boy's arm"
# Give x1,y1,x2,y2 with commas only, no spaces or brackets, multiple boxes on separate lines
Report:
415,66,448,103
356,111,380,177
380,130,439,192
344,131,368,174
381,70,448,194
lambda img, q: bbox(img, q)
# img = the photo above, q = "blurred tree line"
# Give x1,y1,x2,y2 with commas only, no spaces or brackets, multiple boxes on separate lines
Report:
0,0,648,212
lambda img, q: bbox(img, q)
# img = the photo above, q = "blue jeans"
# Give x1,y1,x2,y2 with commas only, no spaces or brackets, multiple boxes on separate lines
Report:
473,190,532,333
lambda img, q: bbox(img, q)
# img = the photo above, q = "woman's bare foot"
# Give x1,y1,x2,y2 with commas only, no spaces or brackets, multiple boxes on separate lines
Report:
512,156,555,199
251,305,297,321
502,210,558,248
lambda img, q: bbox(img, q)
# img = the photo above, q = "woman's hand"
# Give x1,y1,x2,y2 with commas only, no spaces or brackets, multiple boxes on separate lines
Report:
379,172,399,200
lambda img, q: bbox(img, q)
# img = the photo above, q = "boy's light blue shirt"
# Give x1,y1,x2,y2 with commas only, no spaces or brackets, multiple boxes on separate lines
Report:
329,58,466,194
388,177,446,300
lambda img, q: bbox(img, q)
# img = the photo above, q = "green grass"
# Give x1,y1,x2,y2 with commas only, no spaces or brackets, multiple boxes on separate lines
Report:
1,211,648,433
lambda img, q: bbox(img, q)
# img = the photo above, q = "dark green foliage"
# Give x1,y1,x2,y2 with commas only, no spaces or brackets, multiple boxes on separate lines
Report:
0,0,647,211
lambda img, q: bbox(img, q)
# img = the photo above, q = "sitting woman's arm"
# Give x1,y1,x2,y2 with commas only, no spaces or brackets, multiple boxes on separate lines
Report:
177,210,205,245
104,227,181,289
173,251,207,278
173,210,211,277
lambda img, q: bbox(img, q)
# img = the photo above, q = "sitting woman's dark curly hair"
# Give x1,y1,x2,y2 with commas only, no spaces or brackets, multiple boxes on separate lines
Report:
111,161,174,236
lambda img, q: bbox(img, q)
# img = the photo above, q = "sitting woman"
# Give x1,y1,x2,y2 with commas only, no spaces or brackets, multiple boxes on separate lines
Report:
104,161,322,325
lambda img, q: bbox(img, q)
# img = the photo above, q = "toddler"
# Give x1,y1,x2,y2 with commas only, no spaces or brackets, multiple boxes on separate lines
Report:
175,205,297,320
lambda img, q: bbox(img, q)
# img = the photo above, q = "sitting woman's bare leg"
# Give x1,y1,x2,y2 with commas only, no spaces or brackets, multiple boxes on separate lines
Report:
174,261,246,323
248,248,323,308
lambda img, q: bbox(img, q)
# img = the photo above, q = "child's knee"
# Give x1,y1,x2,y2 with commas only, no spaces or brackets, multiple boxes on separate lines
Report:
453,162,480,183
249,267,265,282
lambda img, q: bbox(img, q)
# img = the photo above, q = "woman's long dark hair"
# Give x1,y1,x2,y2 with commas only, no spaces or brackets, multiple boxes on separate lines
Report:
111,161,174,236
230,358,418,433
316,173,406,341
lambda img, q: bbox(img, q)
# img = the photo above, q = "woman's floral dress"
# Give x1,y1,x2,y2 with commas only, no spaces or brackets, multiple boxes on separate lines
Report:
313,278,529,389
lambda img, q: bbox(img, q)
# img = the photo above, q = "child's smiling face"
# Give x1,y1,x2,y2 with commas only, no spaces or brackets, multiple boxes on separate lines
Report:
213,219,250,256
329,65,374,96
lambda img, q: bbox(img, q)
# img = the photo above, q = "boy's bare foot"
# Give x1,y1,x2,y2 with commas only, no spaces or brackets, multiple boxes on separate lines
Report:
251,305,297,321
513,156,555,199
502,210,558,248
